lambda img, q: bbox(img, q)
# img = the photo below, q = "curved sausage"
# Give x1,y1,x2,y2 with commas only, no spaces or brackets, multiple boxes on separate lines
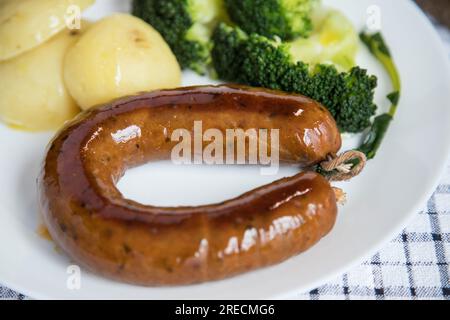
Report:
39,85,341,285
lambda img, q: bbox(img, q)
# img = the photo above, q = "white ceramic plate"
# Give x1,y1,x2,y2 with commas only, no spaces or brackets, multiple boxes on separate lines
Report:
1,0,449,299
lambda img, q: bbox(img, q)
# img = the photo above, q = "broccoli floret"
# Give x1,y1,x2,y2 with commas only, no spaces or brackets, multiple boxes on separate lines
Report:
212,24,378,133
224,0,318,40
209,23,248,81
132,0,226,74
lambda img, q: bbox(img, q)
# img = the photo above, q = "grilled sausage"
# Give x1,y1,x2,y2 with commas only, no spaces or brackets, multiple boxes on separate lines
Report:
39,85,341,285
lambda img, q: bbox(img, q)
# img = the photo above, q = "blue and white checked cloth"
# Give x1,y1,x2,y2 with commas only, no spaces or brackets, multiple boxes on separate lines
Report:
1,24,449,302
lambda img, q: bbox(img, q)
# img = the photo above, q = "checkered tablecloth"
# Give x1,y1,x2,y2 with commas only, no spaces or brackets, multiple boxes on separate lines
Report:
1,23,449,302
297,169,450,300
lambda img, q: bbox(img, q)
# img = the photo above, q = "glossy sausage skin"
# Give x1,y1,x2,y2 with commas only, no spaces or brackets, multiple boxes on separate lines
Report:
39,85,341,286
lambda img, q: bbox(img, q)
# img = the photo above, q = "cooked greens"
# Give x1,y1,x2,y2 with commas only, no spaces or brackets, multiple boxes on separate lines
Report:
132,0,226,74
358,32,401,159
224,0,318,40
212,24,377,133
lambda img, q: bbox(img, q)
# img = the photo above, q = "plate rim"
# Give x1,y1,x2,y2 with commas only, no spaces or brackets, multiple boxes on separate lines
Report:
1,0,450,299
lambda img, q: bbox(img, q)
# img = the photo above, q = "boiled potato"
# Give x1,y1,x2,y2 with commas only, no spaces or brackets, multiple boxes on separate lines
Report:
0,0,94,61
64,14,182,110
0,26,88,131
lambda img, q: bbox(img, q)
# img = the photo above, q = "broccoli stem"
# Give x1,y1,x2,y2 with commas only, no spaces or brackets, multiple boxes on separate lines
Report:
358,31,401,160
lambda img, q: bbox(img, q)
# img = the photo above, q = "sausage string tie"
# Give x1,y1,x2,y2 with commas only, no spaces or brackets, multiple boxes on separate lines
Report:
319,150,367,182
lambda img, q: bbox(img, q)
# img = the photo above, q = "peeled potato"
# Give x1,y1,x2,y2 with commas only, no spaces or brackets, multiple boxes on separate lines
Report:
0,26,88,131
64,14,182,110
0,0,94,61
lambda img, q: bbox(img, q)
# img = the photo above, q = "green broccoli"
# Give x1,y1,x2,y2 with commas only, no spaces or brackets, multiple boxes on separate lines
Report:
212,23,378,133
132,0,226,74
224,0,318,40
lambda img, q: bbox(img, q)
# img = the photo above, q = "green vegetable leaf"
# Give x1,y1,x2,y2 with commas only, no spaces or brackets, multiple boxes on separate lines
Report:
358,31,401,159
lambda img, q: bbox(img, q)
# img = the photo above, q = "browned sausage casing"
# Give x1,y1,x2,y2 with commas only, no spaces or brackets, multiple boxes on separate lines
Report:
39,85,341,286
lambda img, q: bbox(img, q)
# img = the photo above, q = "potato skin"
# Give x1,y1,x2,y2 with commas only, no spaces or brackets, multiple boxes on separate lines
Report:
0,27,86,131
0,0,94,61
63,14,182,110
